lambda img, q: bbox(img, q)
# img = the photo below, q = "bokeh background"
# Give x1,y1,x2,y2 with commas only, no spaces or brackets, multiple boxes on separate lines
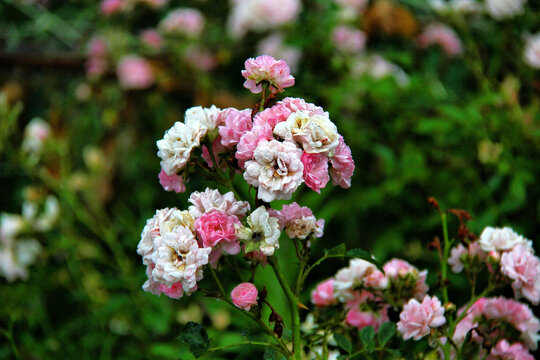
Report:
1,0,539,358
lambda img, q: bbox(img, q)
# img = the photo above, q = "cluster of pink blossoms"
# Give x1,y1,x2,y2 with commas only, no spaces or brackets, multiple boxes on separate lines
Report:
156,55,354,203
452,297,539,358
448,226,540,305
311,258,429,331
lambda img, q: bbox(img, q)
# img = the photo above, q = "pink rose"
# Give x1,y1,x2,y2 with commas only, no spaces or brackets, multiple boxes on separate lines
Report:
488,340,534,360
158,282,184,299
301,152,330,193
397,296,446,340
311,279,337,307
500,244,540,305
235,124,273,166
158,169,186,193
330,136,355,188
231,282,258,310
253,103,291,129
116,56,154,90
195,210,241,255
219,108,253,147
241,55,295,94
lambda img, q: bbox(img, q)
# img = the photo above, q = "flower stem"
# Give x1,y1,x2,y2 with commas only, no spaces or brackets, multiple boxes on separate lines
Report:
269,256,302,360
440,212,451,305
208,265,291,357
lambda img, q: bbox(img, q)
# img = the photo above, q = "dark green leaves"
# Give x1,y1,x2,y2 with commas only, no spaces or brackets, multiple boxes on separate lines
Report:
346,248,384,272
326,243,346,256
377,322,396,347
360,326,375,352
178,322,211,358
334,333,352,354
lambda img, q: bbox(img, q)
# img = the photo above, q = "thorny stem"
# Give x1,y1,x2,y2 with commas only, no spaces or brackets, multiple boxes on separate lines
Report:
269,256,302,360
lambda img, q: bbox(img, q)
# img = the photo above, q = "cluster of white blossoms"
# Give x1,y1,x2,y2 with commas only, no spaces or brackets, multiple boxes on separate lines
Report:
0,193,59,282
157,106,222,176
138,207,211,299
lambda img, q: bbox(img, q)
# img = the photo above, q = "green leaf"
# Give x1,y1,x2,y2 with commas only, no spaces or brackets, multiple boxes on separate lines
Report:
346,249,384,272
377,322,396,346
334,333,352,354
326,243,346,256
359,326,375,352
263,347,286,360
178,322,211,358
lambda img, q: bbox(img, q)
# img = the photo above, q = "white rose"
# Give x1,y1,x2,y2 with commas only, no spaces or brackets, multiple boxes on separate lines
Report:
274,111,340,154
157,121,205,175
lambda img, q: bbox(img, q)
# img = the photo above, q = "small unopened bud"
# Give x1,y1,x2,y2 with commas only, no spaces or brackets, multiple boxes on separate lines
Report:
488,251,500,263
444,302,456,313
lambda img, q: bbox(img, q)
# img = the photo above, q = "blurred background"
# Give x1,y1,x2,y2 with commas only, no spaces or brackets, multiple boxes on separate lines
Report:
0,0,539,358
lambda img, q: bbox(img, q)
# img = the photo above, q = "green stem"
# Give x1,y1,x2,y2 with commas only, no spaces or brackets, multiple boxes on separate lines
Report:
0,324,20,359
269,257,302,360
208,266,291,357
204,341,282,357
302,254,346,284
440,213,451,305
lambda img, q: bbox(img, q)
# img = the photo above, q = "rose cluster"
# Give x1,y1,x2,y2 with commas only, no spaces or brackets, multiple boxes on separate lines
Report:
448,226,540,305
311,258,429,331
156,55,354,203
137,188,326,299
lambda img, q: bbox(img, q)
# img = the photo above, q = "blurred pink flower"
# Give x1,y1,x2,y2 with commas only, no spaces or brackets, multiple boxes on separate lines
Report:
488,340,534,360
231,282,258,310
219,109,253,147
158,169,186,193
397,296,446,340
184,47,217,71
160,8,204,36
100,0,124,16
194,210,241,255
140,29,163,50
242,55,295,94
345,290,389,330
257,33,302,72
501,244,540,305
417,24,463,57
330,136,355,188
311,279,337,307
116,56,154,90
333,26,367,53
301,152,330,193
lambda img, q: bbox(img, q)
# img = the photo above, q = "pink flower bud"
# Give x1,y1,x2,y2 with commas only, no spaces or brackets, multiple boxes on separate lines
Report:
231,282,258,310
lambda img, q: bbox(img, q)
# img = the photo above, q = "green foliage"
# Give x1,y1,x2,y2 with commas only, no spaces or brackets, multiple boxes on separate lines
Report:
178,322,211,358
